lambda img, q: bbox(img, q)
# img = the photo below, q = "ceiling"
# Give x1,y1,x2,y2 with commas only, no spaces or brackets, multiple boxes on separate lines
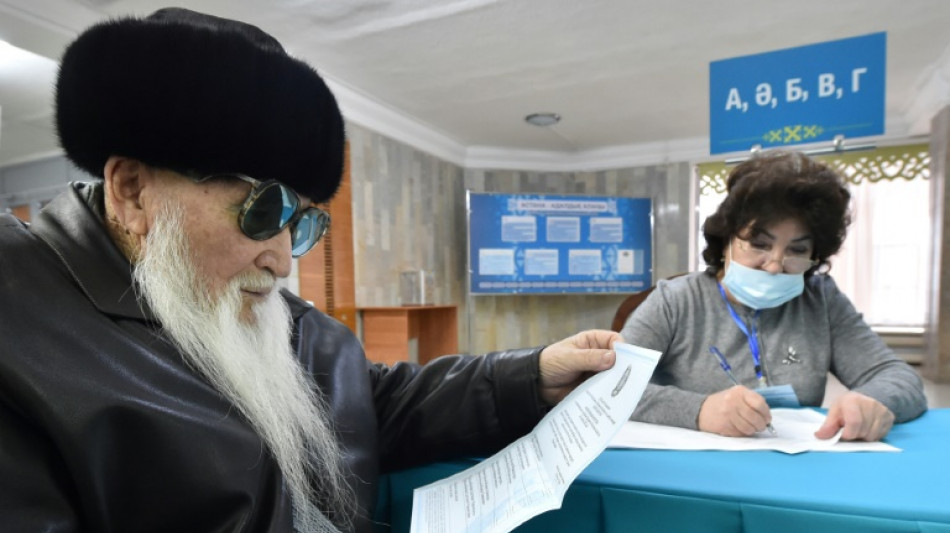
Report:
1,0,950,172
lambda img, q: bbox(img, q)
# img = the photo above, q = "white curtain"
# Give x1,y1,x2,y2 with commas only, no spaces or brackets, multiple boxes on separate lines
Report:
832,178,930,327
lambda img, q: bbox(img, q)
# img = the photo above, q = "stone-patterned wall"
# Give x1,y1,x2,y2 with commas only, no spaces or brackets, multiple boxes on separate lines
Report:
347,123,468,310
346,121,693,353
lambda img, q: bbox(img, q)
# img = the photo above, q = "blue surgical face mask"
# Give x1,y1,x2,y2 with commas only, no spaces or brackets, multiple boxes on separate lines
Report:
721,259,804,310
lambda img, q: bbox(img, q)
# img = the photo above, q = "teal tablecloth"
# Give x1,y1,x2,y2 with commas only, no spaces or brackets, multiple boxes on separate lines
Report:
375,408,950,532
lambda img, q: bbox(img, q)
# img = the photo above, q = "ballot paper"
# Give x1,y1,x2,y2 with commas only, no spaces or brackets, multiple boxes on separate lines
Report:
609,408,901,454
409,342,661,533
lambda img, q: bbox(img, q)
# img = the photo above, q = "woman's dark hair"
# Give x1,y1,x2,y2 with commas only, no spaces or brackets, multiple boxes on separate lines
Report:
702,150,851,277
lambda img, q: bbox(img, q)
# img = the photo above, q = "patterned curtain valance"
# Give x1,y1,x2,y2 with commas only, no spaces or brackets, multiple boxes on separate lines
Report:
697,143,930,196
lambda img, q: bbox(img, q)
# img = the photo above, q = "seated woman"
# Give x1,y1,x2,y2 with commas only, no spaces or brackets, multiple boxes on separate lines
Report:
621,150,927,441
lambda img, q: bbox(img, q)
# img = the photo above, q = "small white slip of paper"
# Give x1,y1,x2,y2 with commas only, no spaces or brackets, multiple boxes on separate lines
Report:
609,408,901,454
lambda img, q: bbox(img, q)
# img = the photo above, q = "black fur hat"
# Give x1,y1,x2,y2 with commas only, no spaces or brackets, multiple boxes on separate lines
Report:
55,7,344,203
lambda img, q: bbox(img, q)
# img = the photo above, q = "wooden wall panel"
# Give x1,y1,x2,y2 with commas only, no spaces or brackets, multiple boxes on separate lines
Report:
328,145,357,332
10,204,30,222
298,142,357,333
298,241,328,309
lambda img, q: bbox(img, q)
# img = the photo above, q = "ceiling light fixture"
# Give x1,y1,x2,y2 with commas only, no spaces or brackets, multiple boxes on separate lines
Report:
525,112,561,127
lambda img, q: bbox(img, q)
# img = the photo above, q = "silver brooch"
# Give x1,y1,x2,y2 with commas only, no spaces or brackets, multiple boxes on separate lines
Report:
782,346,801,365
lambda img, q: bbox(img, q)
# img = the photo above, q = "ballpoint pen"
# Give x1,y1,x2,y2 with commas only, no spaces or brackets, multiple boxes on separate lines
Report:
708,346,777,435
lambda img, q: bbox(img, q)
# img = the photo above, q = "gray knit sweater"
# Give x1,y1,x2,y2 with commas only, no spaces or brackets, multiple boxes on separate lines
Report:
620,271,927,430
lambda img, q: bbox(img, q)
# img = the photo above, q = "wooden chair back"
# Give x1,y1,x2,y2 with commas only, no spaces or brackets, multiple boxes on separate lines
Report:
610,273,687,332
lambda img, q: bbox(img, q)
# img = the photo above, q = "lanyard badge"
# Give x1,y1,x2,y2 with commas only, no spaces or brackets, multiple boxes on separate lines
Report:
717,282,768,387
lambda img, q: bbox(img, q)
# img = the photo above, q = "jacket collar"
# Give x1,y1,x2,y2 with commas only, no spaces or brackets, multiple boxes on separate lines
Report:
30,181,153,321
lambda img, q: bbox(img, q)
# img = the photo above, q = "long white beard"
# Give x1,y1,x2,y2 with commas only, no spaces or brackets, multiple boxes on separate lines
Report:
132,204,354,531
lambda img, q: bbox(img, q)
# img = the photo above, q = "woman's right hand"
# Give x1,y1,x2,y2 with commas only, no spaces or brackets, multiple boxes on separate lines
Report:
697,385,772,436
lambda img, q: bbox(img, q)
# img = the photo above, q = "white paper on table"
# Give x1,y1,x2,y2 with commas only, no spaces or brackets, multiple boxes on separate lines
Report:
408,342,661,533
608,408,901,454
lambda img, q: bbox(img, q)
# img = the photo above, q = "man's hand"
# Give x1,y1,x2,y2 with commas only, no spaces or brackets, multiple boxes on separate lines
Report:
698,385,772,436
538,329,622,405
814,391,895,441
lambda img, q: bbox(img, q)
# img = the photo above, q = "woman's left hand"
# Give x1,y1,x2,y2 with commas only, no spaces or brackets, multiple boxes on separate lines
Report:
814,391,895,441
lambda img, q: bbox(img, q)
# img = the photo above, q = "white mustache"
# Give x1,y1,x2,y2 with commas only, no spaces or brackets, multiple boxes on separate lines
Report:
235,272,277,293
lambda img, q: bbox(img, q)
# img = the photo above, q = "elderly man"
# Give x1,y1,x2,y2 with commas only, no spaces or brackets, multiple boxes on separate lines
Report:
0,7,621,533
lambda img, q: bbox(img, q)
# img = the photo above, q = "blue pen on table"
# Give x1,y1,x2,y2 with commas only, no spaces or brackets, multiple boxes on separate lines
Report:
708,346,776,436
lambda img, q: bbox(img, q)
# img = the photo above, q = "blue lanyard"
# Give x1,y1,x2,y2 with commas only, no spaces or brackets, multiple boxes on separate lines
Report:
717,282,767,386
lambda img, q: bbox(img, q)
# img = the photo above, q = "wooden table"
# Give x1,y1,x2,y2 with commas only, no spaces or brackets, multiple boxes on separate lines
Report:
359,305,458,365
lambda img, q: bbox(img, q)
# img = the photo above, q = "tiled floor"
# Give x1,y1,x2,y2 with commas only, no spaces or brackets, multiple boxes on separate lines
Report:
823,371,950,408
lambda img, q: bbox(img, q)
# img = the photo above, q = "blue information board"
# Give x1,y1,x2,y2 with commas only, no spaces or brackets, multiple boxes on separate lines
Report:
467,193,652,294
709,32,886,154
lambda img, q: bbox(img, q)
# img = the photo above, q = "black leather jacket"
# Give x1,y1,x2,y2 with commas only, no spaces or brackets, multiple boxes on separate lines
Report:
0,182,547,532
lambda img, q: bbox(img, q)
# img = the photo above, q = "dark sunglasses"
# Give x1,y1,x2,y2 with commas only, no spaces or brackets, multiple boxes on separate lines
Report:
197,173,330,257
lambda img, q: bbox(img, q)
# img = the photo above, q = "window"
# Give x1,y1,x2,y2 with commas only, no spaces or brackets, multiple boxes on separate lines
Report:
695,144,931,328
